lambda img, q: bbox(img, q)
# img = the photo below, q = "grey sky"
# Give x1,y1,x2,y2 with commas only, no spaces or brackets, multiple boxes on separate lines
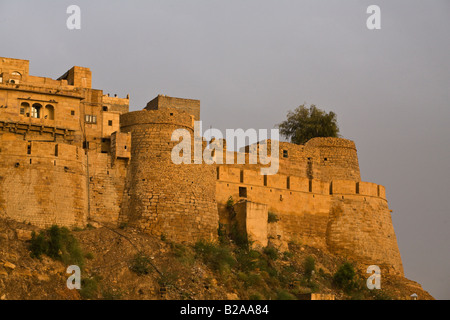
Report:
1,0,449,299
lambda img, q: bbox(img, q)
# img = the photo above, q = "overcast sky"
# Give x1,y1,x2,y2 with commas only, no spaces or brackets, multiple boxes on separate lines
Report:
1,0,449,299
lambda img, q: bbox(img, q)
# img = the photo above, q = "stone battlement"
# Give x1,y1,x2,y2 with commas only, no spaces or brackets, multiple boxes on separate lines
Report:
120,108,194,131
145,95,200,121
217,166,386,200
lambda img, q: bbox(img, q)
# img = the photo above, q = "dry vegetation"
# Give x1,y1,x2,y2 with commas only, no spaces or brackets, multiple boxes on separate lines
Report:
0,218,433,300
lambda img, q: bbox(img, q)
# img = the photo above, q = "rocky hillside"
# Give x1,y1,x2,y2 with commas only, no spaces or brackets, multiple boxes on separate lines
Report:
0,218,433,300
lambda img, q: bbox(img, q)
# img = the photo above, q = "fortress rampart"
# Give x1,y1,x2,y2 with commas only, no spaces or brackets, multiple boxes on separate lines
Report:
118,109,218,243
0,137,87,227
0,57,404,275
215,165,402,274
212,137,360,182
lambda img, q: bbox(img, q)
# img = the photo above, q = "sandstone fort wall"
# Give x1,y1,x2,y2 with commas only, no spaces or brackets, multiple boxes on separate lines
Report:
0,134,87,227
0,57,404,275
119,109,218,243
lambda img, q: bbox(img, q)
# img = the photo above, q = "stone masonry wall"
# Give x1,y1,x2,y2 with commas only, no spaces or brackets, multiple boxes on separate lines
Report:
304,137,360,182
119,109,218,243
212,137,360,182
0,56,404,276
216,165,403,275
326,195,404,275
0,135,88,227
87,151,128,224
145,95,200,121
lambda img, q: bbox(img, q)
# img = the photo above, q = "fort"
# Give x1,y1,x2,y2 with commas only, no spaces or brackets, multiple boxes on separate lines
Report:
0,57,404,277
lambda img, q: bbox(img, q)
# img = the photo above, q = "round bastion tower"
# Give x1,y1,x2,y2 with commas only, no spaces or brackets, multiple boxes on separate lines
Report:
118,109,218,243
304,137,361,182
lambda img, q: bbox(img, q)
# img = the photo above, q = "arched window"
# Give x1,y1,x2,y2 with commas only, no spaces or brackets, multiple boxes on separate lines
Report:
44,104,55,120
31,103,42,119
20,102,30,117
10,71,22,83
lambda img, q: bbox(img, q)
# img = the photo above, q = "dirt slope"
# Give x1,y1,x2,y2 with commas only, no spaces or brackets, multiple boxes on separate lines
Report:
0,218,434,300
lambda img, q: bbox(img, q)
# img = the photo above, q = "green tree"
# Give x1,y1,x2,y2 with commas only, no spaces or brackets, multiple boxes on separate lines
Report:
333,262,357,294
277,104,339,145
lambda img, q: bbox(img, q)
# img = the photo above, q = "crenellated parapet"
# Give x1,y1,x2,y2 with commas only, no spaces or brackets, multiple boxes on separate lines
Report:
216,166,386,200
120,108,194,131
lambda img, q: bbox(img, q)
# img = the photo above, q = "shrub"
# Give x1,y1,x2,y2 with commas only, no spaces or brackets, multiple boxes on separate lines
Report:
80,276,100,300
263,246,279,261
278,265,296,286
157,269,179,288
282,251,294,260
370,290,392,300
303,256,315,281
226,196,234,209
268,212,279,223
85,252,95,260
218,223,228,245
318,268,326,277
244,273,263,289
29,225,84,267
249,293,264,300
29,231,48,259
307,281,319,292
102,288,123,300
229,223,249,249
118,223,127,230
350,291,365,300
194,240,236,273
333,262,357,294
235,249,261,272
276,290,296,300
129,252,153,276
171,243,194,266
